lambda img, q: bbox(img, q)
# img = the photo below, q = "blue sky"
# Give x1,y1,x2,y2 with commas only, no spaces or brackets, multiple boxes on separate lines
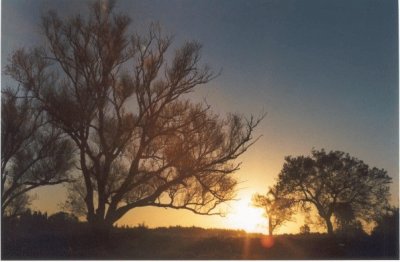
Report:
2,0,398,232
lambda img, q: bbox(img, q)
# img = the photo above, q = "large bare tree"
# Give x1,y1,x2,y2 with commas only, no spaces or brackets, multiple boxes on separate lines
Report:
5,1,262,229
275,149,392,235
1,88,74,219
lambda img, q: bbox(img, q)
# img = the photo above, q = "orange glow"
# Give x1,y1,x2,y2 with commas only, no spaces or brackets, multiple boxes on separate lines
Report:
226,196,267,234
260,235,275,248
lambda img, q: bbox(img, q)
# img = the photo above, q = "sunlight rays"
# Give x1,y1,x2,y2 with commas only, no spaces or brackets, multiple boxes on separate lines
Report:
226,197,267,234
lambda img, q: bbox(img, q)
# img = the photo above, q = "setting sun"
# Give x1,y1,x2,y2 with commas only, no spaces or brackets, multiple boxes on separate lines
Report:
226,197,267,234
2,0,398,260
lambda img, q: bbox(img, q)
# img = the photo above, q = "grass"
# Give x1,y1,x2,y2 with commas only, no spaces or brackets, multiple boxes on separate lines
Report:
2,223,398,259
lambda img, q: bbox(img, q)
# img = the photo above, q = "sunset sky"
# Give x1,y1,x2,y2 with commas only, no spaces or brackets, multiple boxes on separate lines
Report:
2,0,398,234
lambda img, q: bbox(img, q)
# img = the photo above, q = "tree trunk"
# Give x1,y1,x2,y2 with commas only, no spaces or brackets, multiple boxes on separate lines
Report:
268,218,274,236
88,214,114,241
1,205,5,219
325,216,334,235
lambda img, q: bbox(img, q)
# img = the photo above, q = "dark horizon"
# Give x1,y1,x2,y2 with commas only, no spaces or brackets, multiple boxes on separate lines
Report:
1,0,398,235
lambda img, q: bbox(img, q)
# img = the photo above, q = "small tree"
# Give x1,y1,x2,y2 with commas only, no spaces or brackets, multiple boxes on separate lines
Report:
275,149,392,235
372,206,399,237
372,207,399,258
6,1,262,230
253,186,294,235
48,211,79,225
1,88,74,219
299,224,310,234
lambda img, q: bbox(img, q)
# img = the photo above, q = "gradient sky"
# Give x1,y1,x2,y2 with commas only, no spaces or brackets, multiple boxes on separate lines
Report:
2,0,398,234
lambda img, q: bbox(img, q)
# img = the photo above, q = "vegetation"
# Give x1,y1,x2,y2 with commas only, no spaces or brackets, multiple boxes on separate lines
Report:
252,185,295,235
299,224,310,234
1,88,74,219
372,207,399,237
5,1,261,230
270,149,392,235
2,213,398,259
1,1,397,260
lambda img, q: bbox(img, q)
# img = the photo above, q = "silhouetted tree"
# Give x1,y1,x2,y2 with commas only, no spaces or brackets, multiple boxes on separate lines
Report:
1,88,74,219
299,224,310,234
372,206,399,236
275,149,392,235
372,206,399,258
61,177,88,218
16,209,49,232
333,202,354,229
333,202,365,235
2,189,31,221
48,211,79,225
5,1,262,230
253,186,294,235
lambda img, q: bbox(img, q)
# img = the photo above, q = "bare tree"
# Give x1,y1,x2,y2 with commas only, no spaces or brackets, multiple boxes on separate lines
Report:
253,186,294,235
275,149,392,235
5,1,262,230
1,88,74,219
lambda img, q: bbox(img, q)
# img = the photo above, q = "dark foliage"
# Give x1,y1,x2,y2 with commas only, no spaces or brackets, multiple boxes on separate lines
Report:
2,218,398,260
5,0,262,229
1,89,74,219
253,185,295,235
371,207,399,258
275,149,392,234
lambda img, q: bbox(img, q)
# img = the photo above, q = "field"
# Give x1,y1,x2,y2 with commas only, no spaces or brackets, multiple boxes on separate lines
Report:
3,223,398,260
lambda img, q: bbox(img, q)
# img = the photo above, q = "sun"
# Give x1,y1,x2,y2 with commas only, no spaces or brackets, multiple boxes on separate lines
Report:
226,196,267,234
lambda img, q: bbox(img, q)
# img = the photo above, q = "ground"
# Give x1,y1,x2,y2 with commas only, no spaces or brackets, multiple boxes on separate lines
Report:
2,223,398,259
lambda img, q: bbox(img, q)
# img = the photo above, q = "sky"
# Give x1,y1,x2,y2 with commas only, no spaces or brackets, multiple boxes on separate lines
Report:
1,0,398,234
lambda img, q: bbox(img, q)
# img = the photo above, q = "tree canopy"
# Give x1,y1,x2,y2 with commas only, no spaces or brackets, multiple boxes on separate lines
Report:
275,149,392,234
253,185,295,235
5,1,262,229
1,88,74,219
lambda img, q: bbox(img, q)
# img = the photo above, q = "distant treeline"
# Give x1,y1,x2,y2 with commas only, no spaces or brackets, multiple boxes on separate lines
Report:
2,209,398,260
